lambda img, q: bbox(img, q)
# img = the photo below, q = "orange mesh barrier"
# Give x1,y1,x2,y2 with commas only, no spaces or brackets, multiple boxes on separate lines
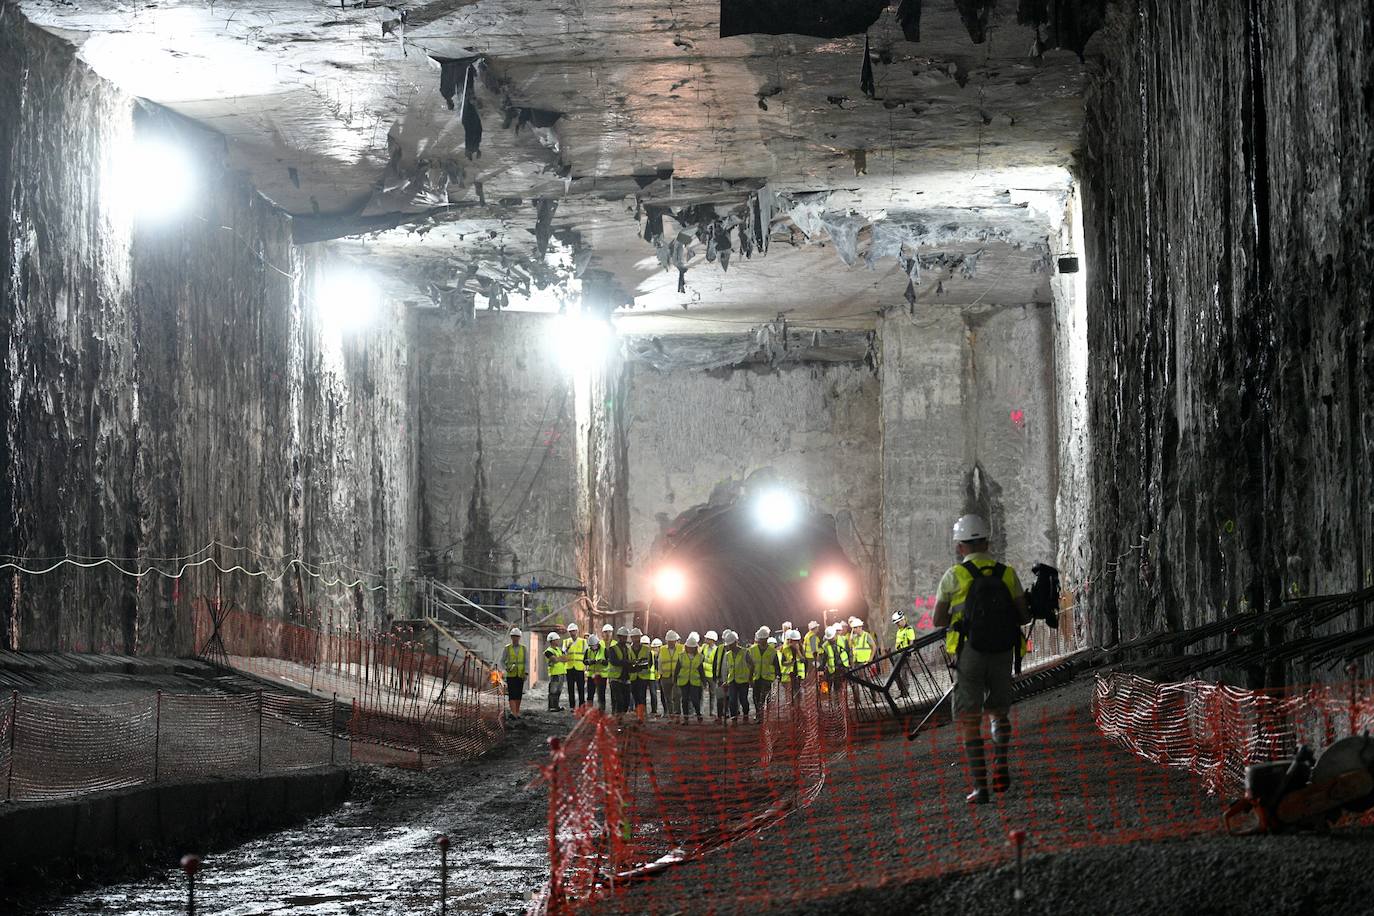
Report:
1,689,336,803
192,600,504,765
538,671,1374,914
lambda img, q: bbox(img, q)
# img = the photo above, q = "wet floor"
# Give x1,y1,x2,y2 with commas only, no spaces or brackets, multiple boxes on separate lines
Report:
17,710,567,916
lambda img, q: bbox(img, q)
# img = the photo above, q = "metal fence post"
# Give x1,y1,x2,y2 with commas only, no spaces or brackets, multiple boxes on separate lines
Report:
6,691,17,801
154,690,162,783
330,692,337,766
181,854,201,916
438,835,450,916
257,690,264,774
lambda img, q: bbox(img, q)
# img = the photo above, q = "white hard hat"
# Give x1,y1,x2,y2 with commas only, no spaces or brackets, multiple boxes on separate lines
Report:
824,624,837,638
629,627,642,638
616,625,630,637
587,634,600,647
705,630,719,641
566,622,579,632
724,631,738,645
892,611,907,623
688,631,700,643
665,629,680,642
809,620,820,629
640,635,651,645
781,621,793,630
767,637,777,646
548,631,561,641
789,629,802,641
652,637,663,647
851,617,865,628
602,623,615,632
509,627,522,637
952,513,990,543
685,634,700,648
756,626,771,640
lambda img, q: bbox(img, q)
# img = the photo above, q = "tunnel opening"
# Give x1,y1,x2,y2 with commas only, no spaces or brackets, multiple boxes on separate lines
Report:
645,484,869,639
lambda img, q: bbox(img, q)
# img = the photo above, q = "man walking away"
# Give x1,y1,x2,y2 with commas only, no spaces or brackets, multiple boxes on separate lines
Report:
677,634,706,723
585,632,607,711
748,627,779,723
933,513,1029,804
701,630,722,719
564,623,586,709
722,631,753,723
501,628,528,719
891,611,916,698
659,630,682,718
544,631,566,711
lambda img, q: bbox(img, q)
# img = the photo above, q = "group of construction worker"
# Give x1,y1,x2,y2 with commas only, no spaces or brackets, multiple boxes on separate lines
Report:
512,611,924,725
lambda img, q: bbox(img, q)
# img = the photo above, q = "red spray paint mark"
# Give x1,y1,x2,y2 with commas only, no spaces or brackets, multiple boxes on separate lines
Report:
916,611,935,631
1010,409,1026,430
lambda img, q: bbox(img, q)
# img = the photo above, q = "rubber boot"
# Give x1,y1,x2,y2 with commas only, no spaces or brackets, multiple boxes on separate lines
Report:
964,738,990,804
991,717,1012,793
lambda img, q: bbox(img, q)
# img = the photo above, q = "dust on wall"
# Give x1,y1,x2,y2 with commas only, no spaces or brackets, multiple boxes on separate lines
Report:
0,15,417,653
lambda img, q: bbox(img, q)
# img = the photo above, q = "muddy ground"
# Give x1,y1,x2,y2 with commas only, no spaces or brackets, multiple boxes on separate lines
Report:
13,707,567,916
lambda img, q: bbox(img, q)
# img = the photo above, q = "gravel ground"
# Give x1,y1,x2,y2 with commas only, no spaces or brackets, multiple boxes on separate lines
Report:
12,700,569,916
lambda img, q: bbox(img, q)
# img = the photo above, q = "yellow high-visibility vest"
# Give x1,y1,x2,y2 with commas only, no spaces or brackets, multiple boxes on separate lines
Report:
851,630,875,664
566,637,586,670
676,651,705,687
657,644,682,681
585,643,606,676
545,645,566,676
724,646,753,685
778,645,806,681
894,626,916,650
501,643,528,678
702,643,720,678
747,644,778,681
803,631,821,660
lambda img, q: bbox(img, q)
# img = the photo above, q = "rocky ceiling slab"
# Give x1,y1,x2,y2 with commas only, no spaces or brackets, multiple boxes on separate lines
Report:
19,0,1096,331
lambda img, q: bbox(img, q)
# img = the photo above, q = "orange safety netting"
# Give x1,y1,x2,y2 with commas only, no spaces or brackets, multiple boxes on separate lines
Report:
192,599,504,766
1,689,336,803
539,670,1374,914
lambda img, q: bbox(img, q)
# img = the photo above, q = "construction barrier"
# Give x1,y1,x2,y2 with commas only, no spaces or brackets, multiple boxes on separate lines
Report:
193,600,504,765
1093,671,1374,797
0,689,335,803
539,669,1374,914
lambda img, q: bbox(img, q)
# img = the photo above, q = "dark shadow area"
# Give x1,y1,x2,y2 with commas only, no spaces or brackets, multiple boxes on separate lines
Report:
720,0,887,39
647,498,869,638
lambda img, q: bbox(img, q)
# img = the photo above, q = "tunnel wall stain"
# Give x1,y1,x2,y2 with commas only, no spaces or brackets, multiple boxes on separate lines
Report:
1081,0,1373,659
0,17,417,654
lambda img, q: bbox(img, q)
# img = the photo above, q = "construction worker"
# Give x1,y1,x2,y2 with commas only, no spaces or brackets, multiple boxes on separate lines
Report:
821,624,849,677
648,637,663,716
544,631,566,711
701,630,722,720
722,630,753,723
803,621,822,674
835,618,852,661
564,623,586,709
585,632,607,711
850,617,875,668
627,628,652,722
747,627,779,722
500,627,527,719
659,630,682,718
676,633,706,723
778,629,806,702
933,513,1029,805
606,625,630,714
891,611,916,698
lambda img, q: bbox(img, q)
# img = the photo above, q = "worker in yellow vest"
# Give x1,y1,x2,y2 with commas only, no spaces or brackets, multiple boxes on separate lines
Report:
648,637,663,716
722,630,754,723
821,623,849,676
676,633,706,723
605,625,630,715
701,630,722,720
564,622,586,709
849,617,876,668
803,621,822,675
778,629,806,702
544,631,567,711
500,627,528,719
891,611,916,698
628,629,652,722
747,627,779,723
585,632,607,711
658,630,682,719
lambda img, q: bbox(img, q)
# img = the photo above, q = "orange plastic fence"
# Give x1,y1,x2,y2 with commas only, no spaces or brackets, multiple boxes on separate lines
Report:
539,671,1374,914
0,689,335,803
192,600,504,765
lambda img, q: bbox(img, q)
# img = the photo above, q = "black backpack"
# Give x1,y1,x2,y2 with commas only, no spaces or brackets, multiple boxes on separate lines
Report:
959,561,1021,653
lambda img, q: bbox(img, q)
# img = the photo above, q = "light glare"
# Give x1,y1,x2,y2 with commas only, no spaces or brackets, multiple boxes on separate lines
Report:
818,572,849,605
654,568,687,602
109,136,196,223
318,268,381,332
754,488,799,534
553,312,615,372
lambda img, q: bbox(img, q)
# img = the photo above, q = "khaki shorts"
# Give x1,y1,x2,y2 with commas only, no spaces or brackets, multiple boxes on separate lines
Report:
951,648,1014,717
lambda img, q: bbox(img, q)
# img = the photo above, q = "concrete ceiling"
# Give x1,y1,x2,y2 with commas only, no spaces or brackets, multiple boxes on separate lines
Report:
21,0,1092,332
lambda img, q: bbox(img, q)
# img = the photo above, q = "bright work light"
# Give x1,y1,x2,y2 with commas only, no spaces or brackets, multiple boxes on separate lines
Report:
753,488,799,534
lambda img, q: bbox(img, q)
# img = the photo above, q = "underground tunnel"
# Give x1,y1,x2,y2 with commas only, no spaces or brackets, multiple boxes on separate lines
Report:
0,0,1371,914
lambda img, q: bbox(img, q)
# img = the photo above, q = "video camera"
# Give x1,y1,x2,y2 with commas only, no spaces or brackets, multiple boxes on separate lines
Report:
1028,563,1061,629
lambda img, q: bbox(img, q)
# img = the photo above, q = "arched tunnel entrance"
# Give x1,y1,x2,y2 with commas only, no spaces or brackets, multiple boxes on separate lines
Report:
645,487,870,639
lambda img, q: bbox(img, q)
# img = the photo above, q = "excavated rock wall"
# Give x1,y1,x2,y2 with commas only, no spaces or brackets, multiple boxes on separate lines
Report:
0,18,417,654
1081,0,1373,649
414,312,579,592
623,360,883,611
879,305,1060,624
